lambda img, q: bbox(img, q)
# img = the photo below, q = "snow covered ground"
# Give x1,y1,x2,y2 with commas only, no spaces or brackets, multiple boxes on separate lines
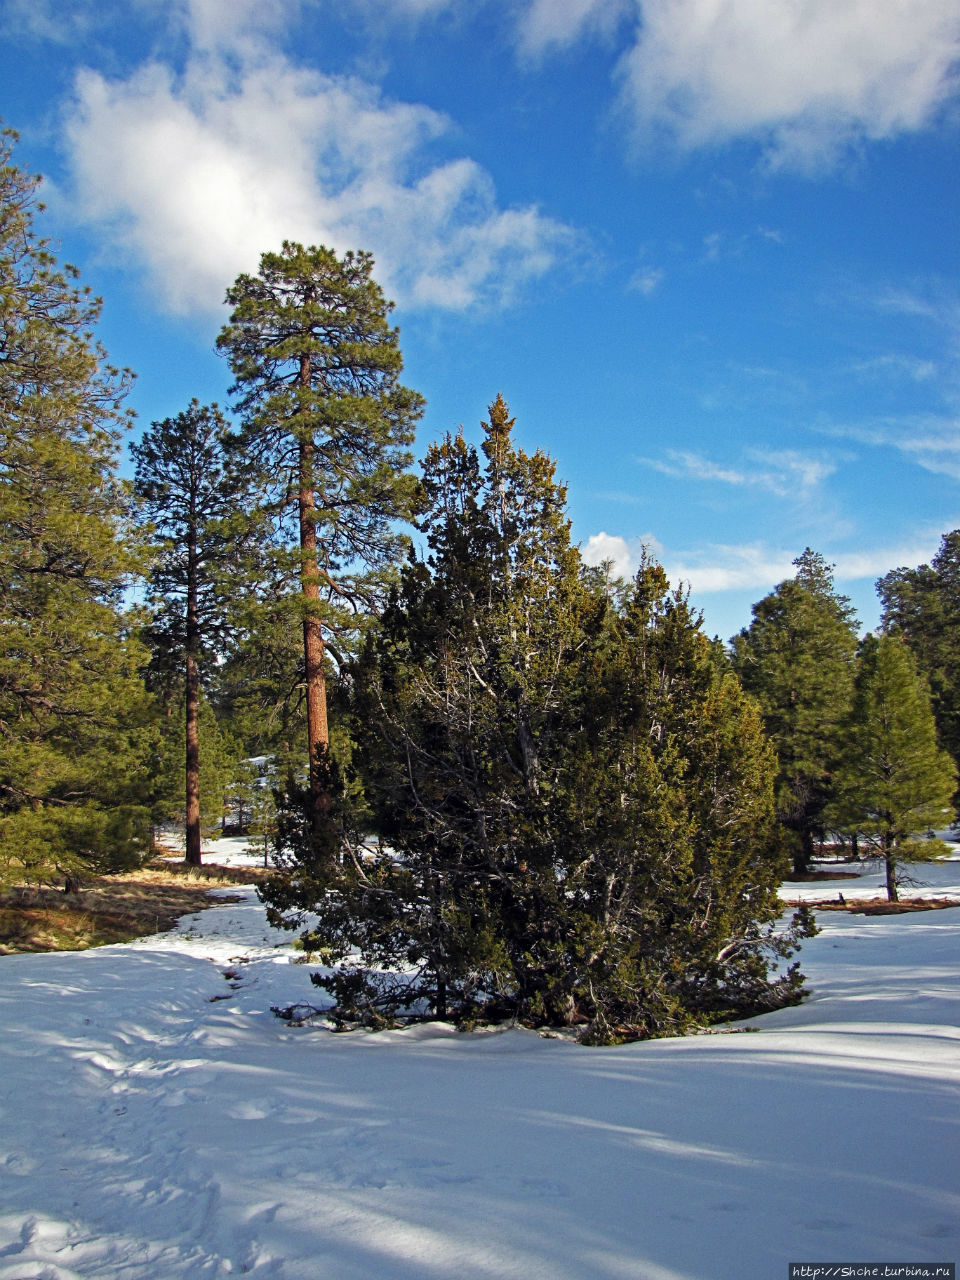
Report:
2,853,959,1280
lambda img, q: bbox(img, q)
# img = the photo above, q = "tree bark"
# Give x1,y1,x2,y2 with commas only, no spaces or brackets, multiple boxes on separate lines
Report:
884,834,899,903
296,354,329,812
792,826,814,877
184,500,202,867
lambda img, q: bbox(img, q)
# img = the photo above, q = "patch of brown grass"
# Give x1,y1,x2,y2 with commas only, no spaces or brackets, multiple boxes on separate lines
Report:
0,858,262,954
782,896,960,915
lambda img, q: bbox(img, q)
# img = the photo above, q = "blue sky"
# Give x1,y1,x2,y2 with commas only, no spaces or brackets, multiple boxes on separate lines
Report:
3,0,959,640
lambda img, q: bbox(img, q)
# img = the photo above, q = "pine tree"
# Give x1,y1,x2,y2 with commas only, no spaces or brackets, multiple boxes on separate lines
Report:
132,401,252,865
216,243,424,822
732,549,859,873
877,531,960,815
830,634,956,901
0,128,149,885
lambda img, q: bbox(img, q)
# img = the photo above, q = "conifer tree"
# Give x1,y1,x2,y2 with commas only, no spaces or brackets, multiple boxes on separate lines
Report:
0,128,149,885
132,401,251,865
830,634,956,901
878,531,960,815
732,550,859,873
263,399,804,1040
216,243,424,823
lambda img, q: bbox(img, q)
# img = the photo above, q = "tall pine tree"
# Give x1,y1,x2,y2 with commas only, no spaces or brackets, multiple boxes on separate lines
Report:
732,550,859,873
877,531,960,816
216,243,424,823
0,128,149,885
829,634,956,901
132,401,252,864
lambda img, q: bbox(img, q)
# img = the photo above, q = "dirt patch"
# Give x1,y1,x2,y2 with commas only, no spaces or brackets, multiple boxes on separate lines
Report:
782,896,960,915
0,860,261,954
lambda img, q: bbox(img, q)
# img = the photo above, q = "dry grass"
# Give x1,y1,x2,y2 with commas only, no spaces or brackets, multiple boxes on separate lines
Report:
782,896,960,915
0,858,262,955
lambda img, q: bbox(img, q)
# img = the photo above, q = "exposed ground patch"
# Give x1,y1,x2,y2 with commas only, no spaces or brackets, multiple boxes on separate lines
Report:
0,860,261,954
782,896,960,915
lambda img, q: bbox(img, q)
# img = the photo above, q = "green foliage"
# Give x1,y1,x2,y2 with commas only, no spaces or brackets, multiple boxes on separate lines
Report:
132,402,256,672
829,634,956,901
148,693,238,836
878,530,960,815
213,584,308,758
0,128,151,886
262,398,807,1040
731,549,860,872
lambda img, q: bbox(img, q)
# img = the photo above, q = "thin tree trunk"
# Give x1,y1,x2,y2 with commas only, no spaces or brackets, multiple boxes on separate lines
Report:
184,518,202,865
435,976,447,1021
792,827,814,877
296,354,330,813
884,833,899,903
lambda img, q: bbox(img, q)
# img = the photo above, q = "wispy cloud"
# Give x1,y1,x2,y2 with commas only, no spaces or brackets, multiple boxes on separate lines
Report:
871,285,960,331
58,0,578,316
515,0,631,57
701,227,785,263
847,354,939,384
640,447,835,497
824,417,960,481
628,266,665,296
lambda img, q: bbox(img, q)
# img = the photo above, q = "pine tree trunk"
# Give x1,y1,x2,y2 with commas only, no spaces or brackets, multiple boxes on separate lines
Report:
792,827,814,877
184,524,202,868
884,833,899,903
295,363,330,813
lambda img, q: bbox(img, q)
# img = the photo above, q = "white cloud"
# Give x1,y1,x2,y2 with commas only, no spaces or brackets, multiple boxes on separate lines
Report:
831,542,950,581
179,0,298,56
61,9,577,316
582,531,661,578
667,544,797,595
586,535,951,599
582,536,802,594
615,0,960,169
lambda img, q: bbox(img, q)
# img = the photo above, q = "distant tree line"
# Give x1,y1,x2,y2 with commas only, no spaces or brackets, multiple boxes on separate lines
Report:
732,546,956,900
1,128,954,1039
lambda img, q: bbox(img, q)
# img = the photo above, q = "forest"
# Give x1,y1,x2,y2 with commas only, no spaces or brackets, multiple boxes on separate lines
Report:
2,127,957,1043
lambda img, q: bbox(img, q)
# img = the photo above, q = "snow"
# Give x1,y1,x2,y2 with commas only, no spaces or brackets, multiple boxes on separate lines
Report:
2,853,959,1279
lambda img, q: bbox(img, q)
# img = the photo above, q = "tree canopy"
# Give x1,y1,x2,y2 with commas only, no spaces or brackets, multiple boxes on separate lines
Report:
0,128,150,885
878,531,960,816
731,549,860,873
829,634,956,901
